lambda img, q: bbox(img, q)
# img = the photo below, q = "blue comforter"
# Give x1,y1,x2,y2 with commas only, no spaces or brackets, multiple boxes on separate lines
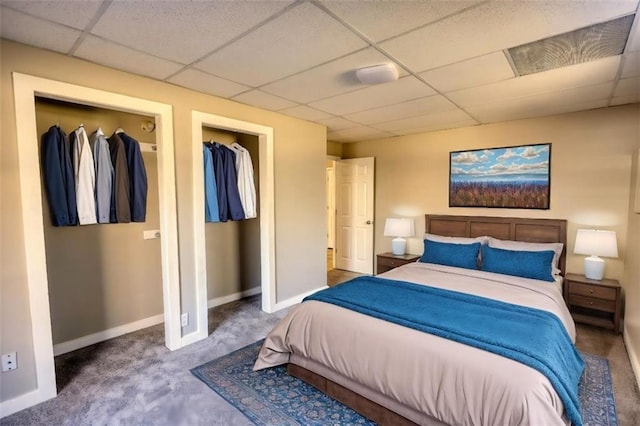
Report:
304,276,584,426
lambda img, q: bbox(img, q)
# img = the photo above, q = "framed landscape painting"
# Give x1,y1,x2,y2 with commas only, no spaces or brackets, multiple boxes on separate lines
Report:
449,143,551,209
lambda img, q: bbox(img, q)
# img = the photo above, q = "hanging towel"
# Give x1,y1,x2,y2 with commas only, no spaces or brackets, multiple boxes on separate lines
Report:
117,131,148,222
90,128,114,224
70,126,97,225
230,142,257,219
107,132,131,223
203,144,220,222
41,125,77,226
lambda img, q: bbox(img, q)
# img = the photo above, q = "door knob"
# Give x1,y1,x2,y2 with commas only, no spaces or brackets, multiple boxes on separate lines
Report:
366,220,372,225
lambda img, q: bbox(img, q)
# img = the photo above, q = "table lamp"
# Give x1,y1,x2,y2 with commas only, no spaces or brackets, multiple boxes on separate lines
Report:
573,229,618,280
383,218,414,256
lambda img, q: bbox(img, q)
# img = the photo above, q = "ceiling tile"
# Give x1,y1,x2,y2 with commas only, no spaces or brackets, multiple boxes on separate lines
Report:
309,76,436,116
621,52,640,78
0,6,81,54
374,109,473,132
319,0,482,42
344,95,458,125
167,68,251,98
316,116,360,132
1,0,103,30
466,83,613,123
380,1,638,72
90,0,293,64
419,52,515,93
610,95,640,106
75,35,184,80
195,2,367,87
260,48,407,104
613,77,640,97
447,56,620,107
279,105,333,122
232,89,297,111
626,14,640,53
328,126,394,143
390,119,479,136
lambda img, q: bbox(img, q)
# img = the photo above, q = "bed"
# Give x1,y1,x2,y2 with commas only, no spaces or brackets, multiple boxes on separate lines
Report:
255,215,581,425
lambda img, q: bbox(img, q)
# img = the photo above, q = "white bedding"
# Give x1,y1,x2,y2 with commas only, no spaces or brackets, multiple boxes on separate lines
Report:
255,262,577,425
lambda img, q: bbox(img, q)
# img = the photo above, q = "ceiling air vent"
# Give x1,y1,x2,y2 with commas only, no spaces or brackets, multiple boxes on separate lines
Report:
508,14,635,76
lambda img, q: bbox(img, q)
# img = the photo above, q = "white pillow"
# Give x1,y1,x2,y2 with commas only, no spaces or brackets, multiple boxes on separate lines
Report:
486,236,564,276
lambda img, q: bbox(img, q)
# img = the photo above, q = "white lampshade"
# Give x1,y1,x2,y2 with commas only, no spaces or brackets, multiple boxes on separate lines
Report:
574,229,618,280
384,218,414,256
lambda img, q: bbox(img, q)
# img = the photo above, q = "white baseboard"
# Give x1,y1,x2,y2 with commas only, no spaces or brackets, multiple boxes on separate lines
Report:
0,387,55,419
53,313,165,356
623,324,640,391
272,285,328,311
207,287,261,309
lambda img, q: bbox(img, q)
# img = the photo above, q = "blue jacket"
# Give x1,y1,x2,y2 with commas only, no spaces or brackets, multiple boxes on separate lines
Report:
203,144,220,222
210,143,245,222
118,132,148,222
41,125,77,226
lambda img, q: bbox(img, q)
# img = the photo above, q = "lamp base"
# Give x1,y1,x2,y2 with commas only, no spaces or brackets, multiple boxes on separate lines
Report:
391,238,406,256
584,255,605,280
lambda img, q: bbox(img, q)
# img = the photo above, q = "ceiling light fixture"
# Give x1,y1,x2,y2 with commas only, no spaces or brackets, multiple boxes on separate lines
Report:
355,63,399,85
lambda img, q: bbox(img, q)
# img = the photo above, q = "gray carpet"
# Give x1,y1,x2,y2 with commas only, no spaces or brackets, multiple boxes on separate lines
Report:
2,294,640,425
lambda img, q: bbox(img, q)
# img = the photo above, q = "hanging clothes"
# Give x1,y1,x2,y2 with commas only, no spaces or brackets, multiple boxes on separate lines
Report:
210,143,229,222
41,125,77,226
217,143,245,221
117,131,148,222
90,128,114,224
203,144,220,222
229,142,257,219
69,125,97,225
107,132,131,223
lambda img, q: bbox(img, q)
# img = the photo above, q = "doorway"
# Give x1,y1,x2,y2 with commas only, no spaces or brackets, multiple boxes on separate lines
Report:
12,73,181,411
189,111,275,346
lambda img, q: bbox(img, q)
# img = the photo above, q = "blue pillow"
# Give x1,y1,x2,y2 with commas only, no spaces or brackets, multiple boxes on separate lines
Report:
481,245,555,282
419,240,480,270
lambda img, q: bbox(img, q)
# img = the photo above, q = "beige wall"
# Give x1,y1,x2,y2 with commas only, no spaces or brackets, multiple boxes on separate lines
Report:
343,104,640,382
624,142,640,384
1,40,326,403
327,140,343,157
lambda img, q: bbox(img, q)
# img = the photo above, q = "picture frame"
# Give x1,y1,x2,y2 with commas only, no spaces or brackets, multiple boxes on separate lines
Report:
449,143,551,209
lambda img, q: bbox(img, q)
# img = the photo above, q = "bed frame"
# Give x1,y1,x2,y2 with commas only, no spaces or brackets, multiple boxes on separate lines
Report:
288,214,568,425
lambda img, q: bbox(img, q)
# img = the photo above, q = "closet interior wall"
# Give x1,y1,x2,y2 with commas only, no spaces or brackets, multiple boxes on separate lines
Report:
35,98,162,347
202,127,261,303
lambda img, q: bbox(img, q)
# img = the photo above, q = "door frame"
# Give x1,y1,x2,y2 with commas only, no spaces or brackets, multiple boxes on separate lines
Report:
188,111,276,345
10,73,182,413
334,157,375,274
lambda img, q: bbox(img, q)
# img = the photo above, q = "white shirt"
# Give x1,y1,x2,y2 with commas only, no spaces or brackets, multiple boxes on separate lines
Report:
230,142,257,219
72,126,97,225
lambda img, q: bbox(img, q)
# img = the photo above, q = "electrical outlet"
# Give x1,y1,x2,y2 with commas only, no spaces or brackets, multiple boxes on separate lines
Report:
181,313,189,327
2,352,17,372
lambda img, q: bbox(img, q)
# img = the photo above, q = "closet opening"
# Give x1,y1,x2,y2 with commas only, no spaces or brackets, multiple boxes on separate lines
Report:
13,73,181,409
202,127,261,334
189,111,275,346
35,97,164,362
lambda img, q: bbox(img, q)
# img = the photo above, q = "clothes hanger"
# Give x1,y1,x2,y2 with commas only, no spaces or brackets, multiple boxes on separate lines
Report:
115,127,125,134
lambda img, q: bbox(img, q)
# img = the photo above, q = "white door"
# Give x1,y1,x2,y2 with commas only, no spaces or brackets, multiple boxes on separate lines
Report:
326,166,335,249
335,157,375,274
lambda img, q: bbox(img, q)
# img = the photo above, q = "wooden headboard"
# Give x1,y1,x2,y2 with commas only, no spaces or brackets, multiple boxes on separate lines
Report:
425,214,567,275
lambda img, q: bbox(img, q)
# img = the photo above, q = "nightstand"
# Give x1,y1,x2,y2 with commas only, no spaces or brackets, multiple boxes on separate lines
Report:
564,273,621,333
376,252,420,275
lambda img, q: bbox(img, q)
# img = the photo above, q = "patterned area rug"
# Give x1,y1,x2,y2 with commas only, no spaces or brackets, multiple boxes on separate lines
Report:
191,340,617,426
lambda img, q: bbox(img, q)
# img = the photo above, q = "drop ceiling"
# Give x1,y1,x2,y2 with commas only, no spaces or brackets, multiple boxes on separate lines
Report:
1,0,639,143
